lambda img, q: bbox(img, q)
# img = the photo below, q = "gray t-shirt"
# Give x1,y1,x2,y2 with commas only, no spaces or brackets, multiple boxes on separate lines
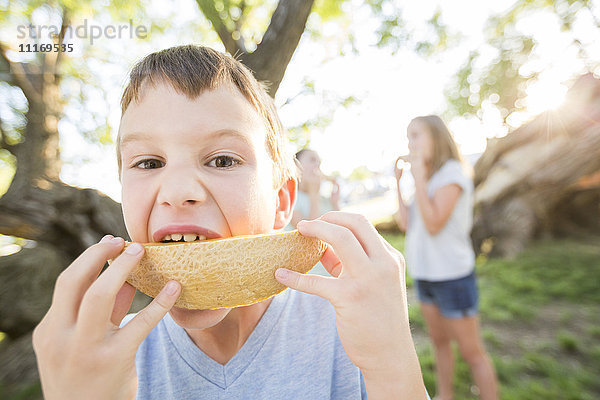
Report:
128,289,367,399
295,191,333,219
405,159,475,281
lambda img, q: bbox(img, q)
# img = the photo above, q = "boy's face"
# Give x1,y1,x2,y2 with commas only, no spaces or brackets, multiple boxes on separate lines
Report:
118,81,295,327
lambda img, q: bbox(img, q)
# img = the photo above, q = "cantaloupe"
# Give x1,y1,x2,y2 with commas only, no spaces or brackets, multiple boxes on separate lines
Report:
123,230,326,309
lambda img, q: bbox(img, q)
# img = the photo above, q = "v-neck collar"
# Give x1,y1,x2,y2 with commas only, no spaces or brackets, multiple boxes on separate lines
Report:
163,290,290,389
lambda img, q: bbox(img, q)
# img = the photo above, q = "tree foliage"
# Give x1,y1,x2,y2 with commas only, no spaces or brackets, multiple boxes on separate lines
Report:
445,0,600,121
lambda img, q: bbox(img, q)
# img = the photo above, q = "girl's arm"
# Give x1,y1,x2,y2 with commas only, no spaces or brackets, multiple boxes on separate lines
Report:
393,160,409,232
290,190,324,227
394,179,410,232
330,180,340,211
413,179,462,235
411,154,462,235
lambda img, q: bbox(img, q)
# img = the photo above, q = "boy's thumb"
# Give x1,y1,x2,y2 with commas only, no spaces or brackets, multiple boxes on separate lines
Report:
120,280,181,347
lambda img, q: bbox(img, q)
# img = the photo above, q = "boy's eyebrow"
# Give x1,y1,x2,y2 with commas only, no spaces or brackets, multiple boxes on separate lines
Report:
205,129,253,145
120,129,253,147
119,132,154,147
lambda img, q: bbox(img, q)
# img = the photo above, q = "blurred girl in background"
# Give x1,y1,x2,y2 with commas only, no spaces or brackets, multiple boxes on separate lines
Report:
394,115,498,400
290,149,340,227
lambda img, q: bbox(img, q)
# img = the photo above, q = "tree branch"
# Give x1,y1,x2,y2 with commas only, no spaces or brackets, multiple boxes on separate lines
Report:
40,8,67,110
195,0,242,55
53,10,70,79
0,43,42,104
242,0,315,96
232,0,249,53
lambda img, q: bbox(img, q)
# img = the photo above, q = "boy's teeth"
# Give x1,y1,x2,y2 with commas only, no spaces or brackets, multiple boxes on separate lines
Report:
160,233,208,242
183,233,197,242
170,233,182,241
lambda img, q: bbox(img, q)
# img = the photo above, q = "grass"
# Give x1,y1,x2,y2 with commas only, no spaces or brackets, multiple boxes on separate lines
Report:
382,233,600,400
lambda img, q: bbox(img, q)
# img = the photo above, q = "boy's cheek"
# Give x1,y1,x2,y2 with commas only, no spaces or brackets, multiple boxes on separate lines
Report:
121,179,152,241
224,187,278,236
121,203,146,241
121,174,146,200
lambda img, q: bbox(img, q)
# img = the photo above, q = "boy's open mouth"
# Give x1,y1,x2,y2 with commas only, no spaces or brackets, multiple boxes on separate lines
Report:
153,225,223,244
159,233,207,243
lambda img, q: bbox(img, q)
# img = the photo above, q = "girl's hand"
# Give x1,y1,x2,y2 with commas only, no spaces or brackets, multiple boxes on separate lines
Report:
330,179,340,209
409,152,428,183
275,212,412,375
394,157,404,182
32,235,181,400
302,167,322,195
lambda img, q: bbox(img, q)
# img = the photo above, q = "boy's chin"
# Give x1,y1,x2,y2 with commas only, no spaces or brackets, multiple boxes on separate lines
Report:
168,306,232,330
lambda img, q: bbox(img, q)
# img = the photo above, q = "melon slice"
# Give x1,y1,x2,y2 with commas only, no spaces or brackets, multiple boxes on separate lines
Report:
123,230,327,309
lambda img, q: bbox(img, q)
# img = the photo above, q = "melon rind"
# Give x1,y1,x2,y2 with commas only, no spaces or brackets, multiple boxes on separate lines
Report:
124,230,327,309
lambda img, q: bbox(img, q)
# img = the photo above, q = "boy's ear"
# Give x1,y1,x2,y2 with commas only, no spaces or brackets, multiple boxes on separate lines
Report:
273,177,297,230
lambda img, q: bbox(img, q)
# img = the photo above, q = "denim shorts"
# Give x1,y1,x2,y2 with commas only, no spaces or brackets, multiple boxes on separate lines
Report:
415,271,479,319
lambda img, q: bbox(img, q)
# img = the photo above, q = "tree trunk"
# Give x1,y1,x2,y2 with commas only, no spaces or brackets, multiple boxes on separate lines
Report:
472,73,600,258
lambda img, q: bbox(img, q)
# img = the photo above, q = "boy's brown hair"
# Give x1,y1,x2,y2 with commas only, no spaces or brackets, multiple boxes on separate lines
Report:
117,45,296,187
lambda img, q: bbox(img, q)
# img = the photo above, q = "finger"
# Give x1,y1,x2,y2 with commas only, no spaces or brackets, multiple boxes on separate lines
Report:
51,235,125,324
275,268,338,300
382,239,405,262
111,282,136,326
118,281,181,348
318,212,387,259
320,246,343,278
297,219,370,276
77,243,144,337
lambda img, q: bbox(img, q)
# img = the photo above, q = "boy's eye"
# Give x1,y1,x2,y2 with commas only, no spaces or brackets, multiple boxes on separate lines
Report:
134,159,164,169
208,155,240,169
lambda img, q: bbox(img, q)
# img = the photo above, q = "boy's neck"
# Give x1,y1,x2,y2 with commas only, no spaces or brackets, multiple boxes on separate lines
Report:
185,298,273,365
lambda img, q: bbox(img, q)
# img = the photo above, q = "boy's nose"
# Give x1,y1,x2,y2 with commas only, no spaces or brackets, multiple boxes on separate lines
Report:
156,171,209,208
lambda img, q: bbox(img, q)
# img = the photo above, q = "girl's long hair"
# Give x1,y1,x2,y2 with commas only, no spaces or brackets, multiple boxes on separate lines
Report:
410,115,471,178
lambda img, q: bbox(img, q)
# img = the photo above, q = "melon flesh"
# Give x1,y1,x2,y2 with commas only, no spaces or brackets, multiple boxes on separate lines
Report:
123,230,327,309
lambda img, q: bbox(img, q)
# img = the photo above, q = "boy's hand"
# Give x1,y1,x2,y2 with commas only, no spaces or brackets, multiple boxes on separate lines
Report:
32,235,181,400
275,212,426,398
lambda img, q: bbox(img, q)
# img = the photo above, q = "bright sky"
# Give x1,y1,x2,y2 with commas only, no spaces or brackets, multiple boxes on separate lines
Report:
42,0,600,202
277,0,598,177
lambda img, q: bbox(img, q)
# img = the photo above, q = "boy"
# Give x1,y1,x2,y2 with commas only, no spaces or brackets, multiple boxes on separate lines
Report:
32,45,428,399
